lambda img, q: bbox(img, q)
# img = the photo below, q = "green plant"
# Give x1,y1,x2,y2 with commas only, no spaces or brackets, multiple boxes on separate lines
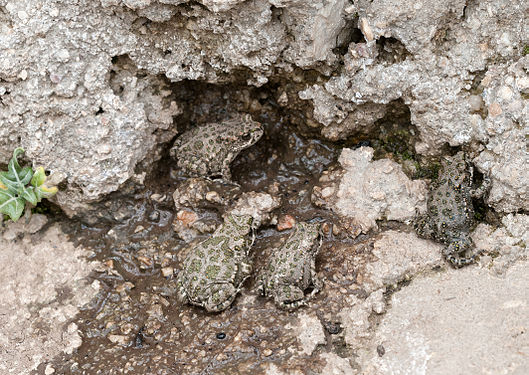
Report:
522,45,529,56
0,147,58,222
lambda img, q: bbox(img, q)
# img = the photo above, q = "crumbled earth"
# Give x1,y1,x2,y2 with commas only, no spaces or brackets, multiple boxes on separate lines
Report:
0,223,99,375
312,147,427,234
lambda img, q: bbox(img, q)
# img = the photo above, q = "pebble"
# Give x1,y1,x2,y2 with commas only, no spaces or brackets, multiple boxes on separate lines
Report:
277,215,296,231
121,323,134,335
216,353,228,361
150,193,165,203
176,210,198,227
205,191,220,203
45,364,55,375
116,282,135,293
161,267,174,277
468,95,484,112
488,102,502,117
108,334,129,345
96,144,112,154
137,255,153,267
17,10,28,20
498,86,513,101
320,186,334,199
262,349,273,357
277,91,288,106
18,69,28,80
359,17,374,42
148,210,160,222
134,225,144,233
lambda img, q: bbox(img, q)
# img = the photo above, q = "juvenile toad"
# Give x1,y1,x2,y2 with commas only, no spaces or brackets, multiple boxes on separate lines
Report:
176,214,254,312
415,152,489,267
257,222,323,310
170,114,263,180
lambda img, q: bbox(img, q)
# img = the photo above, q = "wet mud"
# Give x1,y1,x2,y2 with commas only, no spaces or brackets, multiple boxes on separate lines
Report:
42,108,366,374
37,81,454,374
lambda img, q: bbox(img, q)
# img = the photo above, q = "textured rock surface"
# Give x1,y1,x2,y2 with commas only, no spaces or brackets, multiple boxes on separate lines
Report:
285,312,326,356
1,0,527,215
302,0,529,212
312,147,427,233
0,224,99,375
473,214,528,274
0,0,527,373
360,230,443,293
359,260,529,375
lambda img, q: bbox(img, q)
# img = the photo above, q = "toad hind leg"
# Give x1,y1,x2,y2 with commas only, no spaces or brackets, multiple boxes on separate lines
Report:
275,285,306,310
204,283,239,312
306,258,323,300
444,242,476,268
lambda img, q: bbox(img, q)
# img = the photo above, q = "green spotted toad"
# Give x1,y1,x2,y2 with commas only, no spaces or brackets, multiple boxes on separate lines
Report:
176,214,254,312
170,114,263,180
415,152,489,267
257,222,323,310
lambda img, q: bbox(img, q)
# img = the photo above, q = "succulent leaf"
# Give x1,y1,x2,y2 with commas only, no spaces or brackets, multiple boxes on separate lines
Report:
0,189,25,221
0,148,58,222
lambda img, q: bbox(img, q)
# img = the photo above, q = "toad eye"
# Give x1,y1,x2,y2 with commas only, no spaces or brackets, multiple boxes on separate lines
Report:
241,133,253,141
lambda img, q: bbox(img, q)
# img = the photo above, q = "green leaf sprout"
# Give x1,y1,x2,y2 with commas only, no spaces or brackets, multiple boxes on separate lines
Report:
0,147,58,222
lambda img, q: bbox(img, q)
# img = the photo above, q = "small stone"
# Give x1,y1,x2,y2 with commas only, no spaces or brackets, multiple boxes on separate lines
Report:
216,353,227,361
377,344,385,357
116,281,135,293
106,228,117,240
468,95,484,112
134,225,144,233
161,267,174,277
370,191,386,201
498,86,513,101
277,91,288,106
320,186,334,199
121,323,134,335
50,73,62,83
26,214,48,234
108,334,129,345
17,10,28,21
18,69,28,80
344,5,356,14
45,364,55,375
488,102,502,117
177,210,198,227
150,193,165,203
48,7,59,17
96,144,112,154
205,190,220,203
359,17,374,42
277,215,296,231
137,255,152,267
148,210,160,222
516,77,529,93
262,348,273,357
91,280,101,291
